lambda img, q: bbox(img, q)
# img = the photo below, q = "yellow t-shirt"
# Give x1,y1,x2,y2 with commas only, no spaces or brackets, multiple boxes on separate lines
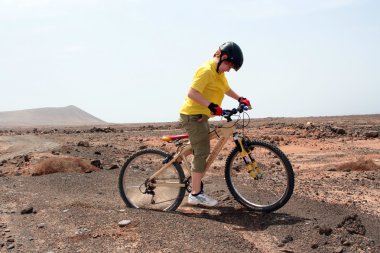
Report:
180,59,230,117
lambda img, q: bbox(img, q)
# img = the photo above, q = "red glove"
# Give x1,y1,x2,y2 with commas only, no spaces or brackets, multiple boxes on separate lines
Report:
208,103,223,116
238,97,251,107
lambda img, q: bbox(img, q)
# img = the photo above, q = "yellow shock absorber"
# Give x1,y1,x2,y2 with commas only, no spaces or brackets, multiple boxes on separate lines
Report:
252,161,262,175
244,158,257,178
237,138,258,179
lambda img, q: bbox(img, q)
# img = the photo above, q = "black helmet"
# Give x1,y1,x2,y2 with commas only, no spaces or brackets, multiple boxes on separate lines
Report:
219,42,244,71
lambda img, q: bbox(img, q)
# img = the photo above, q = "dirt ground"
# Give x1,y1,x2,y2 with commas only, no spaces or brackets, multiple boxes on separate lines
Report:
0,115,379,252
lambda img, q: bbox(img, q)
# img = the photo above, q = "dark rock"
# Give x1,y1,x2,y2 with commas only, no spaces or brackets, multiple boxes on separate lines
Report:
91,160,102,168
341,238,351,246
281,235,293,244
78,141,90,147
364,131,378,138
319,225,333,236
23,155,30,162
305,122,315,130
7,244,15,250
108,164,119,170
331,127,346,135
20,207,34,215
337,214,366,235
365,175,375,181
90,127,116,133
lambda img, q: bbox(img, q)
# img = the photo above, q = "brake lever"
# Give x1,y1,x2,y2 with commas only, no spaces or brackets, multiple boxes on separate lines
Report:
238,105,249,113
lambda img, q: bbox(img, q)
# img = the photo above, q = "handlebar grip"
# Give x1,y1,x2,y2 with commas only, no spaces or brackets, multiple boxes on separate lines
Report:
222,109,232,116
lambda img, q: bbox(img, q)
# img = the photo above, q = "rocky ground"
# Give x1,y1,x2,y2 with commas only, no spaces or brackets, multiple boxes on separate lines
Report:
0,114,379,252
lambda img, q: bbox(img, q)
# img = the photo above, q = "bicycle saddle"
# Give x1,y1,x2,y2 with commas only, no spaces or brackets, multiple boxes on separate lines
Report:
161,134,189,142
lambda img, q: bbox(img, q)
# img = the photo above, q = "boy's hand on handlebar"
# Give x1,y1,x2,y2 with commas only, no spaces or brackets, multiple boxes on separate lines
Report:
208,102,223,116
238,97,251,106
238,97,251,107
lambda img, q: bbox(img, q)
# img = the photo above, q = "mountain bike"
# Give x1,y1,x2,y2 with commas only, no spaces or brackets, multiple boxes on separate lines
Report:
118,105,294,212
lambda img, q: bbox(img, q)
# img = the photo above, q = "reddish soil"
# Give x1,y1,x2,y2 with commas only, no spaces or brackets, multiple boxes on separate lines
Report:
0,115,379,252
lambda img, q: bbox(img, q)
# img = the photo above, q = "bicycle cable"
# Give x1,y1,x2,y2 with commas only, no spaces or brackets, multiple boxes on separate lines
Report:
218,114,241,129
208,115,239,137
220,112,250,130
241,111,251,134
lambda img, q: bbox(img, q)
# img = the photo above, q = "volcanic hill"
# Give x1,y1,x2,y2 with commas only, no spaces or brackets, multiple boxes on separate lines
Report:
0,105,105,127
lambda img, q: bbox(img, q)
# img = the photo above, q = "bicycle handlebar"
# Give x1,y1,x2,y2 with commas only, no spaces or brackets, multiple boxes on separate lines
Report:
222,105,249,122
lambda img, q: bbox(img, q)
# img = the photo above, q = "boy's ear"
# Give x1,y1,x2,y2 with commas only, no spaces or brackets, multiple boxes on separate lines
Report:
221,54,229,60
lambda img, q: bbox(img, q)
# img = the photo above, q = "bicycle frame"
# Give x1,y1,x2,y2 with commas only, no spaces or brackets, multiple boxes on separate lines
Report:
147,119,260,187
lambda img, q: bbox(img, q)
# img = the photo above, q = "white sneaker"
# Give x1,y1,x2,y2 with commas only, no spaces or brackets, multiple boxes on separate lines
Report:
188,192,218,207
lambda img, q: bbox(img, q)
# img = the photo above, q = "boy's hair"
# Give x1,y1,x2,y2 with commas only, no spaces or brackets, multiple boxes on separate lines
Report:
213,48,222,58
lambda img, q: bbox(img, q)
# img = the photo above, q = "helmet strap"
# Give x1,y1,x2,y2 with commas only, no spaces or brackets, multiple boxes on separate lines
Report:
216,57,226,73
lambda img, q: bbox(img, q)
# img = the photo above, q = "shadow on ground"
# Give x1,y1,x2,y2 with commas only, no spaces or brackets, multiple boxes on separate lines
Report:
177,206,306,231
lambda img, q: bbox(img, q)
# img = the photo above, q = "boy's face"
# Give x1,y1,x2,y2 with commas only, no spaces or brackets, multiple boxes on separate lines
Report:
219,60,234,73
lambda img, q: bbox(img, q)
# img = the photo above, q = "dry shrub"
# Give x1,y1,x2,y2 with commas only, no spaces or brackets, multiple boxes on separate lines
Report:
32,157,99,176
337,158,380,172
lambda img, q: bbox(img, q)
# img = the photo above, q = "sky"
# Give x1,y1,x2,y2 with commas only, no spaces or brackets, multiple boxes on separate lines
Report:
1,0,379,123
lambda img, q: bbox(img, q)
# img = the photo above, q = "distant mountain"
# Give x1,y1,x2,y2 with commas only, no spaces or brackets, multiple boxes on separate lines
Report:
0,105,106,127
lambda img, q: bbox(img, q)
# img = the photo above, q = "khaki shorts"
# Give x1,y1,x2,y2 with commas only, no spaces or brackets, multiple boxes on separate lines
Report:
180,114,210,173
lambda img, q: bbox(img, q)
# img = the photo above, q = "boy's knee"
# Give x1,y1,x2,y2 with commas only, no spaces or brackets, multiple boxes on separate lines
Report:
192,153,209,173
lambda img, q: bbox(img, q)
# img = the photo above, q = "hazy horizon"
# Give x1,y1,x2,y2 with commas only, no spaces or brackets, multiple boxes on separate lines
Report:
1,105,379,126
1,0,379,123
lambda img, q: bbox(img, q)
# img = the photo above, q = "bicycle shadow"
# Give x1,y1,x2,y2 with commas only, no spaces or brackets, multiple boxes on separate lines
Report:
176,205,306,231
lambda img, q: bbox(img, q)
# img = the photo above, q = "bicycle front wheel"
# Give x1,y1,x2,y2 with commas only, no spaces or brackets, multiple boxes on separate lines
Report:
118,148,186,211
225,139,294,212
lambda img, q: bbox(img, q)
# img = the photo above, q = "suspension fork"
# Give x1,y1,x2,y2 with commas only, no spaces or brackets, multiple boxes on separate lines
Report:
233,133,261,178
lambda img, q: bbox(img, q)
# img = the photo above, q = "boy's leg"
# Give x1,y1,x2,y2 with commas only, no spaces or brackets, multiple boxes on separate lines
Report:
191,171,203,194
180,114,217,207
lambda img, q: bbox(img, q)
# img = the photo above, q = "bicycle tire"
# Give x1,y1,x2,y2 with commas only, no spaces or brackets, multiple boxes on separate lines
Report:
118,148,186,211
225,139,294,212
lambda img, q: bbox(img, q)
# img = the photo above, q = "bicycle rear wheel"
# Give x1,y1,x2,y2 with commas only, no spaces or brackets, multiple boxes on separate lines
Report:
118,148,186,211
225,139,294,212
